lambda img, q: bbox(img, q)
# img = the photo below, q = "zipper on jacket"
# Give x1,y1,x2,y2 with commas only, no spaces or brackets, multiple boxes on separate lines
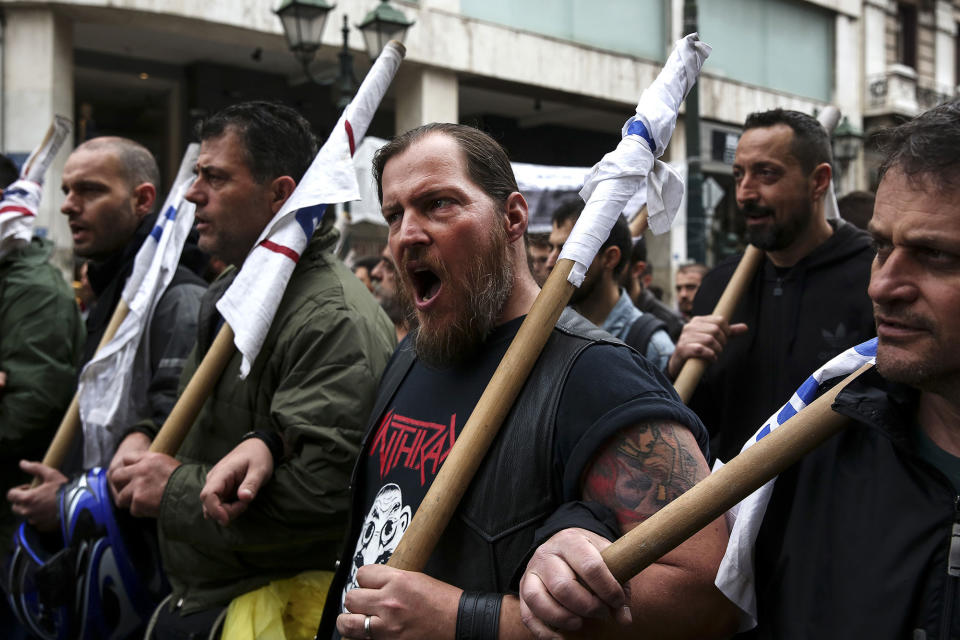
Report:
939,496,960,640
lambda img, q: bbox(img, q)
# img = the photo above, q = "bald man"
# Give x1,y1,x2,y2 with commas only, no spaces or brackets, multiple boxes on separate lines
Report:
7,137,206,531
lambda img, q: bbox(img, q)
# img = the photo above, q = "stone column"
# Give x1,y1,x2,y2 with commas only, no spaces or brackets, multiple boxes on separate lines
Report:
2,7,74,272
934,0,957,93
393,66,458,134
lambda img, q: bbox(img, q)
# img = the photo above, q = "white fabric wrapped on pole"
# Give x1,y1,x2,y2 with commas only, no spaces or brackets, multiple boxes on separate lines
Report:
217,41,406,378
816,105,841,221
559,34,711,286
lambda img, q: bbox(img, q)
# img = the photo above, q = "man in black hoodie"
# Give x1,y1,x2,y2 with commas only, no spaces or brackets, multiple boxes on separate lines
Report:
8,136,205,530
665,109,875,464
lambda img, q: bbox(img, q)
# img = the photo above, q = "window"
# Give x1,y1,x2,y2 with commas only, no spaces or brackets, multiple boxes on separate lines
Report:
700,0,834,101
897,2,918,69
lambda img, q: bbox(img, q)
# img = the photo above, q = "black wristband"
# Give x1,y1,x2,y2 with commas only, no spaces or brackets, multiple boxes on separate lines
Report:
240,430,284,468
456,591,502,640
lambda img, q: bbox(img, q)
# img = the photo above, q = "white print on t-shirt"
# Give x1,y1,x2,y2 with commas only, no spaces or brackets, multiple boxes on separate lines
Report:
342,483,413,609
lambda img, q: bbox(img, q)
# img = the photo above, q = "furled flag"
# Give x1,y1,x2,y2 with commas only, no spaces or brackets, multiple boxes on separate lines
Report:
559,34,711,286
76,144,200,468
714,337,878,631
218,41,406,378
0,115,71,261
814,105,842,221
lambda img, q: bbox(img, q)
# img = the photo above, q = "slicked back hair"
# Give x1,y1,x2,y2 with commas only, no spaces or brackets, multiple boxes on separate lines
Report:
196,101,317,184
743,108,833,175
877,99,960,192
76,137,161,212
372,123,518,207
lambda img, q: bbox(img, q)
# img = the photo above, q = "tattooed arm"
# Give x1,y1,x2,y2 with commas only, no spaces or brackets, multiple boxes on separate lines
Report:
518,420,739,639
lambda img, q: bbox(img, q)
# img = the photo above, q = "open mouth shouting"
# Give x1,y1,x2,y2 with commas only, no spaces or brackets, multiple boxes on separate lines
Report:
405,261,443,310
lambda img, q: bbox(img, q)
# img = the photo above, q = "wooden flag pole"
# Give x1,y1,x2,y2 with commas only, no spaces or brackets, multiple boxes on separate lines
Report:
388,258,576,570
628,206,649,237
602,362,872,582
149,323,236,455
35,300,130,483
672,244,764,403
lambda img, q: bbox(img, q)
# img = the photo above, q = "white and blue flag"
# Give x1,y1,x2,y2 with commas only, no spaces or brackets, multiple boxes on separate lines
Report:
714,338,878,630
77,144,199,467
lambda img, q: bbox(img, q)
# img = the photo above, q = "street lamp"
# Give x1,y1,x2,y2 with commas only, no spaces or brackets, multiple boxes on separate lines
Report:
831,116,863,192
275,0,335,68
275,0,413,107
357,0,415,60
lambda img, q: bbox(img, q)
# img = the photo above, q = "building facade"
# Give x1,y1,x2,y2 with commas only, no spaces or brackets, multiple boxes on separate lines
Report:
0,0,957,297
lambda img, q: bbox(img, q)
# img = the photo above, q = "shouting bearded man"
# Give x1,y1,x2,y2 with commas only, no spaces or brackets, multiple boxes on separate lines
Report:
202,123,736,639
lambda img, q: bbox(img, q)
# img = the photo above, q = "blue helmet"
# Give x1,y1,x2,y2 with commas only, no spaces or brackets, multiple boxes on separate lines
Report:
4,468,168,639
5,521,68,639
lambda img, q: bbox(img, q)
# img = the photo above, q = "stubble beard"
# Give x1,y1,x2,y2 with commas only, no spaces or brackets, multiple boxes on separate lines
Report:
743,201,812,252
375,281,413,330
873,305,957,394
403,223,514,368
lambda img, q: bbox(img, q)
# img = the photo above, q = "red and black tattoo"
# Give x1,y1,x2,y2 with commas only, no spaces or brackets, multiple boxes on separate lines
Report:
581,421,707,531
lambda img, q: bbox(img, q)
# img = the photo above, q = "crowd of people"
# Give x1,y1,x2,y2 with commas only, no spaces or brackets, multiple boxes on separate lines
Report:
0,95,958,640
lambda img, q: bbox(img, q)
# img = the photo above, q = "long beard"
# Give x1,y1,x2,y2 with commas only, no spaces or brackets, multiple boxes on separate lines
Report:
403,225,514,368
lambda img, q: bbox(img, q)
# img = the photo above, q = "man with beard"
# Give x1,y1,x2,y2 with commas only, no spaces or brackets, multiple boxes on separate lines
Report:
665,109,875,463
526,231,551,286
370,244,413,342
675,263,707,321
520,100,960,640
200,123,736,639
716,98,960,638
546,202,674,369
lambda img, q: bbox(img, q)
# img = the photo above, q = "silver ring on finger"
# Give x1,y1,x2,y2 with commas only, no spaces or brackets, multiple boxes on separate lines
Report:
363,614,373,639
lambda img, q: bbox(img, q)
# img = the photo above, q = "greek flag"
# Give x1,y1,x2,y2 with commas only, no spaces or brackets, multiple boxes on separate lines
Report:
714,338,878,630
218,41,405,378
0,116,71,260
76,145,199,467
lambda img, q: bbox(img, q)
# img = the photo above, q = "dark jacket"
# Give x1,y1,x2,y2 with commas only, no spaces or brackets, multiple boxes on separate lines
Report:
742,368,960,639
153,225,396,614
0,238,84,539
689,221,875,463
318,309,708,638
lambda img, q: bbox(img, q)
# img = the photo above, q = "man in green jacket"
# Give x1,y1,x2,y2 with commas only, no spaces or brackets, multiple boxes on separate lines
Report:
0,237,84,540
0,151,84,542
107,101,396,638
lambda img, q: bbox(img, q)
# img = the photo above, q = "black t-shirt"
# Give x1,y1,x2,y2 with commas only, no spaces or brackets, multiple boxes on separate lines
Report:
341,315,708,607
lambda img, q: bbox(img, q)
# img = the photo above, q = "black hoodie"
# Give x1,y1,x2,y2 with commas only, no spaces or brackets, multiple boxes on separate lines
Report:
689,220,876,463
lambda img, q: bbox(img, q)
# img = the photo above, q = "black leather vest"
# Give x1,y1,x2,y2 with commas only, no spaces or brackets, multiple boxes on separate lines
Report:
319,309,624,637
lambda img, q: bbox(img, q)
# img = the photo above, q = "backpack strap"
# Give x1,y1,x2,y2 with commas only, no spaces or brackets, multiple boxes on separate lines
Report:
624,313,668,357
